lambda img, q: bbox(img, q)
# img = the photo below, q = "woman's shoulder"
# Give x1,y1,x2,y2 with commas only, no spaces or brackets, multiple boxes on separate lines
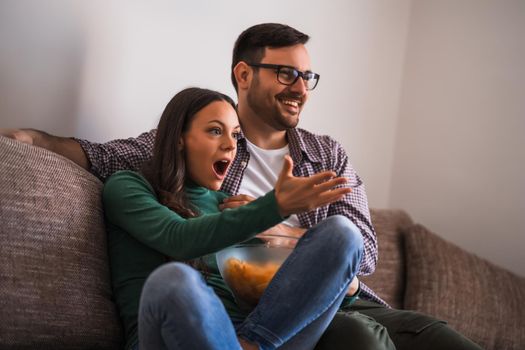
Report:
103,170,155,199
105,170,148,185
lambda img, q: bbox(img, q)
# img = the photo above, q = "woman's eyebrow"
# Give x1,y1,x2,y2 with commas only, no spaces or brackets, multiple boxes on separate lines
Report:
207,120,241,129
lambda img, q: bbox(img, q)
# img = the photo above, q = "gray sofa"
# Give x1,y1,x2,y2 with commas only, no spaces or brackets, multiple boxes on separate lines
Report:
1,136,524,349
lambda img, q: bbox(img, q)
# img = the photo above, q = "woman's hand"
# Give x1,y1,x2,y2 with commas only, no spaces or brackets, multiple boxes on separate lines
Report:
347,276,360,296
219,194,256,210
275,155,351,217
219,193,307,247
257,224,306,239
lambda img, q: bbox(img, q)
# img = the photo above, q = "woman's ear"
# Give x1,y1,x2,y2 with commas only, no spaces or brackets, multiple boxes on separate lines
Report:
233,61,251,90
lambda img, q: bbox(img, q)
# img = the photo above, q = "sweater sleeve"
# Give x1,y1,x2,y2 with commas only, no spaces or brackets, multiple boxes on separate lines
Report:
103,171,284,260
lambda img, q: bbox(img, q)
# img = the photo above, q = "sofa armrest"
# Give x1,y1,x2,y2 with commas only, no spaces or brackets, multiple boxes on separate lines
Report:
0,136,122,349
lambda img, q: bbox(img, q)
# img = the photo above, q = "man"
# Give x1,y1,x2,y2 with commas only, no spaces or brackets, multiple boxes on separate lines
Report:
2,23,480,349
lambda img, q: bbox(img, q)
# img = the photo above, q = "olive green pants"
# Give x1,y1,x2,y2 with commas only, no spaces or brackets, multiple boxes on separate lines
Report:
314,299,483,350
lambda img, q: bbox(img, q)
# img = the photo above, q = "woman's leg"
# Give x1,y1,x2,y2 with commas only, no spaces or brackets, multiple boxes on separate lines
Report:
236,215,364,350
138,262,242,350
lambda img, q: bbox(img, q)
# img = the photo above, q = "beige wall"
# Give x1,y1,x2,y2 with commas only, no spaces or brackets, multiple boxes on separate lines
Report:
1,1,523,275
391,0,525,276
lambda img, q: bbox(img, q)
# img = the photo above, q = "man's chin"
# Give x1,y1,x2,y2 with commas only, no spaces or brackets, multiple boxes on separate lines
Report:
279,115,300,129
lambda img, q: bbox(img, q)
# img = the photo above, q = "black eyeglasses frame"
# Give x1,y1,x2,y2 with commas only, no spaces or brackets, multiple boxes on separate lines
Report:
247,63,320,91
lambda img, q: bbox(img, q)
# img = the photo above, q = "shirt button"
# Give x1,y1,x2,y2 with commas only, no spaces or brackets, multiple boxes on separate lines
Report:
241,161,247,167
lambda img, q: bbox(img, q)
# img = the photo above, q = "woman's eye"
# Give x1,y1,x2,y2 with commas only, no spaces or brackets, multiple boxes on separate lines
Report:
232,132,241,140
209,128,222,135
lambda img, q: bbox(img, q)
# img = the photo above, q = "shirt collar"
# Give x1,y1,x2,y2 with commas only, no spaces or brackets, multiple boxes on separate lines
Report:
236,128,322,165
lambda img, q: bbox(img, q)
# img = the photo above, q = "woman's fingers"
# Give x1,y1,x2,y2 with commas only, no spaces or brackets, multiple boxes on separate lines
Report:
306,170,338,185
223,194,255,202
219,201,251,210
303,189,351,210
219,194,256,210
310,195,344,210
278,155,294,179
313,177,349,192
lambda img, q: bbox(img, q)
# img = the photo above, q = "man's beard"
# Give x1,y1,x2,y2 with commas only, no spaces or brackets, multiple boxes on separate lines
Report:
246,82,300,131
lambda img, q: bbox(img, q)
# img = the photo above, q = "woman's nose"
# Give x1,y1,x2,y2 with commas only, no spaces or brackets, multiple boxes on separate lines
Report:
222,135,236,150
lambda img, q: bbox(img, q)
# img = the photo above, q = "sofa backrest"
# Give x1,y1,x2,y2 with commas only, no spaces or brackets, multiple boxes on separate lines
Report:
0,136,123,349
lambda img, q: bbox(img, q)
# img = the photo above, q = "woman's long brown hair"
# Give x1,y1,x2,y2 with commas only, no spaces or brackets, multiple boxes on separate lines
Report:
141,87,236,219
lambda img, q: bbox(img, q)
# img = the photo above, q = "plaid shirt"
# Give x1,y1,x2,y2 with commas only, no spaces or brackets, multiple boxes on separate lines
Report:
76,128,387,306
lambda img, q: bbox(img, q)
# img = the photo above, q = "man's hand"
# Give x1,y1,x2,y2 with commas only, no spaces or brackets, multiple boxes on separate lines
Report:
347,276,360,296
0,128,36,144
0,128,89,170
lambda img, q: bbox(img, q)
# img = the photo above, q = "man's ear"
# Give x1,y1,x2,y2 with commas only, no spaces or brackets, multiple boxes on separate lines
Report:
233,61,251,90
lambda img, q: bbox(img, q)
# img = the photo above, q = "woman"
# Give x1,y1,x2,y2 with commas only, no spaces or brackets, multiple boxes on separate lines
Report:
103,87,364,350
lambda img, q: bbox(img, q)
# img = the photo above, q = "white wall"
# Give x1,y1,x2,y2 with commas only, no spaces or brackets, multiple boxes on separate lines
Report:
391,0,525,276
1,1,524,276
0,0,411,209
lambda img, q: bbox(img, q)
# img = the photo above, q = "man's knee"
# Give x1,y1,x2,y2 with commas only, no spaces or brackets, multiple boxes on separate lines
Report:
316,311,395,350
394,321,483,350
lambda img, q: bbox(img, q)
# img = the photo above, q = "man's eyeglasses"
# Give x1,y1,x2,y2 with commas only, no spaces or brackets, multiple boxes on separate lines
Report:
248,63,320,91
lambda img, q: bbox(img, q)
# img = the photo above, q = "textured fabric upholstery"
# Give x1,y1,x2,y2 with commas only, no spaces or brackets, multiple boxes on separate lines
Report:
0,136,122,349
362,209,413,309
404,224,525,350
1,134,523,350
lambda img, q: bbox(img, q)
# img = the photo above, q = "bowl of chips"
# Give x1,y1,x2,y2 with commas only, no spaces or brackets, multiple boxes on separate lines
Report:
216,234,298,310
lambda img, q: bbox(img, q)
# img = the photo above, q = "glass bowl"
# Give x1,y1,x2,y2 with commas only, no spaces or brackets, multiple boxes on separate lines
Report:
216,234,298,310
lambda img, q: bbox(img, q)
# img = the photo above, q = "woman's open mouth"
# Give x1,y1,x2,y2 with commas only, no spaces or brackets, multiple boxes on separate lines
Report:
213,159,231,178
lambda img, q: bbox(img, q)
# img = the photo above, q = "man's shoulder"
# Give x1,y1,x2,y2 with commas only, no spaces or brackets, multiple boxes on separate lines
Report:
295,127,340,146
294,127,345,158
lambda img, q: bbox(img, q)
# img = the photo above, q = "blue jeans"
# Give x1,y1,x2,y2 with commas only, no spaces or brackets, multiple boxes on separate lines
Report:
137,215,363,350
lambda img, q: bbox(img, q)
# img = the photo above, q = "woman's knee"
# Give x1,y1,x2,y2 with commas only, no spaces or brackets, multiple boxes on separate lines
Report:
141,262,203,305
321,215,364,256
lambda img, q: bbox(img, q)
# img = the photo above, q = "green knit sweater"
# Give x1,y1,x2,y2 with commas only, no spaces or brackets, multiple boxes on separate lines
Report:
103,171,284,349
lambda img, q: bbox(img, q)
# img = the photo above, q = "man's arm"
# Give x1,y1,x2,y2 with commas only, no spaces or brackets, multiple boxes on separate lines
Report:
0,128,89,169
1,128,156,181
328,141,378,276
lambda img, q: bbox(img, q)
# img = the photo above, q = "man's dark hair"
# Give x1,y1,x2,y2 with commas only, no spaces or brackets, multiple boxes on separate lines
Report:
231,23,309,92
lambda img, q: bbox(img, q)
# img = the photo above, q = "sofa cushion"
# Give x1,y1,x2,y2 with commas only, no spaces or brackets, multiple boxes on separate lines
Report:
403,224,525,350
0,136,122,349
361,209,413,309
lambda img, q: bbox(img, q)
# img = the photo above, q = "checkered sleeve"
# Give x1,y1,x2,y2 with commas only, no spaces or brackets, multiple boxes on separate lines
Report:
74,130,156,182
327,141,378,276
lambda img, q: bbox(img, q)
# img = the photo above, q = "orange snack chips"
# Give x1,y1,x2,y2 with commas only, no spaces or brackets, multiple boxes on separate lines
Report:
223,258,281,308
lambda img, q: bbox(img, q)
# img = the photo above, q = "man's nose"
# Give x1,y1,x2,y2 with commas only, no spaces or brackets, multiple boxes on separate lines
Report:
289,76,308,95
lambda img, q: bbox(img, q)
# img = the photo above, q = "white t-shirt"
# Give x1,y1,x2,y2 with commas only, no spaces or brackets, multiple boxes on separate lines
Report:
238,139,301,227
